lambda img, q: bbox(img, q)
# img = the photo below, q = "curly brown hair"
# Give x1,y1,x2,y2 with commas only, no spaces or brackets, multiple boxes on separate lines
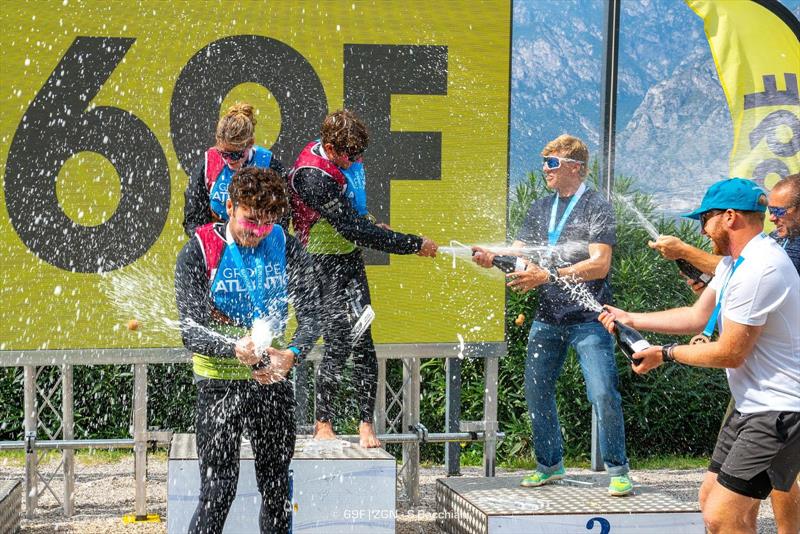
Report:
216,102,256,148
228,167,288,221
320,109,369,156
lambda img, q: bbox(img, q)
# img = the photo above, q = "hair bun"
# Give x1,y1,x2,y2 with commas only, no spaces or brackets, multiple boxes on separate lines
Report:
226,102,256,127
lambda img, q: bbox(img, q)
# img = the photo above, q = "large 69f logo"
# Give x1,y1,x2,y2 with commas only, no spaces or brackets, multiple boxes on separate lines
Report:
5,36,447,272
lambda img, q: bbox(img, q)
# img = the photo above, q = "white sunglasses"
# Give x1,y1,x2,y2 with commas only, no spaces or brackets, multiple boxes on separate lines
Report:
543,156,585,170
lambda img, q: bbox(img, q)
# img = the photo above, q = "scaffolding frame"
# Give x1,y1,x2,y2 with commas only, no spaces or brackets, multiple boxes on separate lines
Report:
0,341,504,517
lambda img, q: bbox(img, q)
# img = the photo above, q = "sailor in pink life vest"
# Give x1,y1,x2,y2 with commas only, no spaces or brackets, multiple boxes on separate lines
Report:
289,109,438,448
183,102,289,236
176,166,319,534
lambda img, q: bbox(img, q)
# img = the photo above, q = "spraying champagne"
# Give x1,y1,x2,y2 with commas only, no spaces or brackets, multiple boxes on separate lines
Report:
489,255,527,273
469,248,527,273
615,194,713,287
613,321,651,364
674,259,713,287
603,307,650,364
251,318,275,370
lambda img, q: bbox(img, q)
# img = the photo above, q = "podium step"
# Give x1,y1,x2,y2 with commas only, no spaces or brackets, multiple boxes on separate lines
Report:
168,433,396,533
0,479,22,534
436,474,704,534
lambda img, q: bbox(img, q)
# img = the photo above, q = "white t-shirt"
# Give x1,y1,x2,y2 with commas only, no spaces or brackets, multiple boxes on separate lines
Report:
707,233,800,412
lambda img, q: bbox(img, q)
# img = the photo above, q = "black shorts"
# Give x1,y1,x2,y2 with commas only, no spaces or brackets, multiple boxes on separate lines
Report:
709,409,800,500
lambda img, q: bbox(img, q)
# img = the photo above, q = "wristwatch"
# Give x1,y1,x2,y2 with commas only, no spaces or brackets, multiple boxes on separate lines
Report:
661,343,678,363
547,265,559,282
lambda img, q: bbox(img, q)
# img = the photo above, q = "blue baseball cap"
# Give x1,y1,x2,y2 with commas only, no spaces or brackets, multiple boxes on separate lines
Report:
682,178,767,220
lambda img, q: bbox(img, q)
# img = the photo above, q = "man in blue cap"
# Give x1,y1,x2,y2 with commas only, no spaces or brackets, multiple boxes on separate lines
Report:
648,173,800,531
649,173,800,277
599,178,800,534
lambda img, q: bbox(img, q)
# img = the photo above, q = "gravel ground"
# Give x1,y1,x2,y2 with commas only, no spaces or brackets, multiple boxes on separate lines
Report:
2,455,779,533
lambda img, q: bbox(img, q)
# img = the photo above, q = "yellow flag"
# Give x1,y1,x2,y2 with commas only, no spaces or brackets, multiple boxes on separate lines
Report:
686,0,800,189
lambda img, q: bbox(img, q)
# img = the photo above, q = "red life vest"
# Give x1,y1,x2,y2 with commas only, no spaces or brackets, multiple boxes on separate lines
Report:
204,149,227,191
288,141,347,246
194,222,226,280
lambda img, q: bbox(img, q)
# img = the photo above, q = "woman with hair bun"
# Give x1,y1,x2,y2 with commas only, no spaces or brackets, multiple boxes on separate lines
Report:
183,102,288,236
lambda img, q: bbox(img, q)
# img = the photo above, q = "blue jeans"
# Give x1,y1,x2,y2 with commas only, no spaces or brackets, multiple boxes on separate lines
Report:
524,320,629,476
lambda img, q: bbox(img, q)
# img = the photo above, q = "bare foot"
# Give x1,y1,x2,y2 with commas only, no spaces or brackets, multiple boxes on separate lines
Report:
314,421,337,441
359,421,381,448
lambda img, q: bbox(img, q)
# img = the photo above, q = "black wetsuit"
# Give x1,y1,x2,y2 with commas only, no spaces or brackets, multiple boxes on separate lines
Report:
292,166,421,423
175,226,319,534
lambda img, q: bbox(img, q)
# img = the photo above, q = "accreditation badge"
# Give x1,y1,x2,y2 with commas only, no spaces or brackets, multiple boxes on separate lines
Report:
690,334,711,345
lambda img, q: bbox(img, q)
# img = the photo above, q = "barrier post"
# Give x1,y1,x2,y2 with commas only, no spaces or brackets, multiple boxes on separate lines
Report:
444,357,462,476
23,366,37,519
62,364,75,516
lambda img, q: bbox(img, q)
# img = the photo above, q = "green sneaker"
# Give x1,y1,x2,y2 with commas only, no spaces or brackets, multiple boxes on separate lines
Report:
608,474,633,496
520,466,565,487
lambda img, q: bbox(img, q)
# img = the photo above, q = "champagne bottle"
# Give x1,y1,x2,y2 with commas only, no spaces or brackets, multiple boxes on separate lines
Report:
491,255,526,274
251,318,274,370
613,320,651,364
674,259,713,287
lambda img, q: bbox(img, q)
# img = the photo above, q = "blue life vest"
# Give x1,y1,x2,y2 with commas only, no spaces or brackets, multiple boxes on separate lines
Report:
341,162,368,216
203,223,288,329
207,146,273,220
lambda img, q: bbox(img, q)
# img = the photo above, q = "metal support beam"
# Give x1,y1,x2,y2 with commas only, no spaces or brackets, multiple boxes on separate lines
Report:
0,342,506,367
132,364,148,519
375,358,387,434
0,431,499,450
402,357,420,505
591,407,604,471
23,366,37,519
62,365,74,517
595,0,622,471
482,356,499,477
444,357,462,476
599,0,621,199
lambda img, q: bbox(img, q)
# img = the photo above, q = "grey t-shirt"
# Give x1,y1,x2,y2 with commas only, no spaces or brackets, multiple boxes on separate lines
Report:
516,187,616,325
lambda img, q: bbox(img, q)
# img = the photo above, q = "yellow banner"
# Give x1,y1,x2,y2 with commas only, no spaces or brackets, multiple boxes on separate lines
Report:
687,0,800,190
0,1,510,351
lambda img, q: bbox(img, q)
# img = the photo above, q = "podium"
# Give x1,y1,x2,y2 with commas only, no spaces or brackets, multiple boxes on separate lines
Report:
0,479,22,533
436,474,704,534
168,433,396,533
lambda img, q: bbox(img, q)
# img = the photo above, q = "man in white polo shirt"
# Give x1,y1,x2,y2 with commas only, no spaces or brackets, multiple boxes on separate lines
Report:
599,178,800,534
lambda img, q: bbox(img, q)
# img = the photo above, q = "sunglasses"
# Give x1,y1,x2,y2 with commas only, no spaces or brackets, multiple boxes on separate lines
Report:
768,205,795,217
218,148,247,162
543,156,585,170
343,147,364,163
700,209,724,227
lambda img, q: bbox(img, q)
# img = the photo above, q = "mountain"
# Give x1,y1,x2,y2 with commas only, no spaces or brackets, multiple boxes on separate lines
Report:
510,0,799,211
615,47,731,213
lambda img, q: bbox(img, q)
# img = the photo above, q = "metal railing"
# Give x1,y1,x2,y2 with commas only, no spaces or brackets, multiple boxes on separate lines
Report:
0,341,504,517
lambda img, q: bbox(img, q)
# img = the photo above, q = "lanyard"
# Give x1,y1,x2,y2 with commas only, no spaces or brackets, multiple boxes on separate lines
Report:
701,255,745,337
226,240,268,320
548,182,586,246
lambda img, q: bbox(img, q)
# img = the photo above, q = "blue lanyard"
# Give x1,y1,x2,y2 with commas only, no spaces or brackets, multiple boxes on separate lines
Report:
226,240,268,319
702,255,745,337
548,182,586,246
